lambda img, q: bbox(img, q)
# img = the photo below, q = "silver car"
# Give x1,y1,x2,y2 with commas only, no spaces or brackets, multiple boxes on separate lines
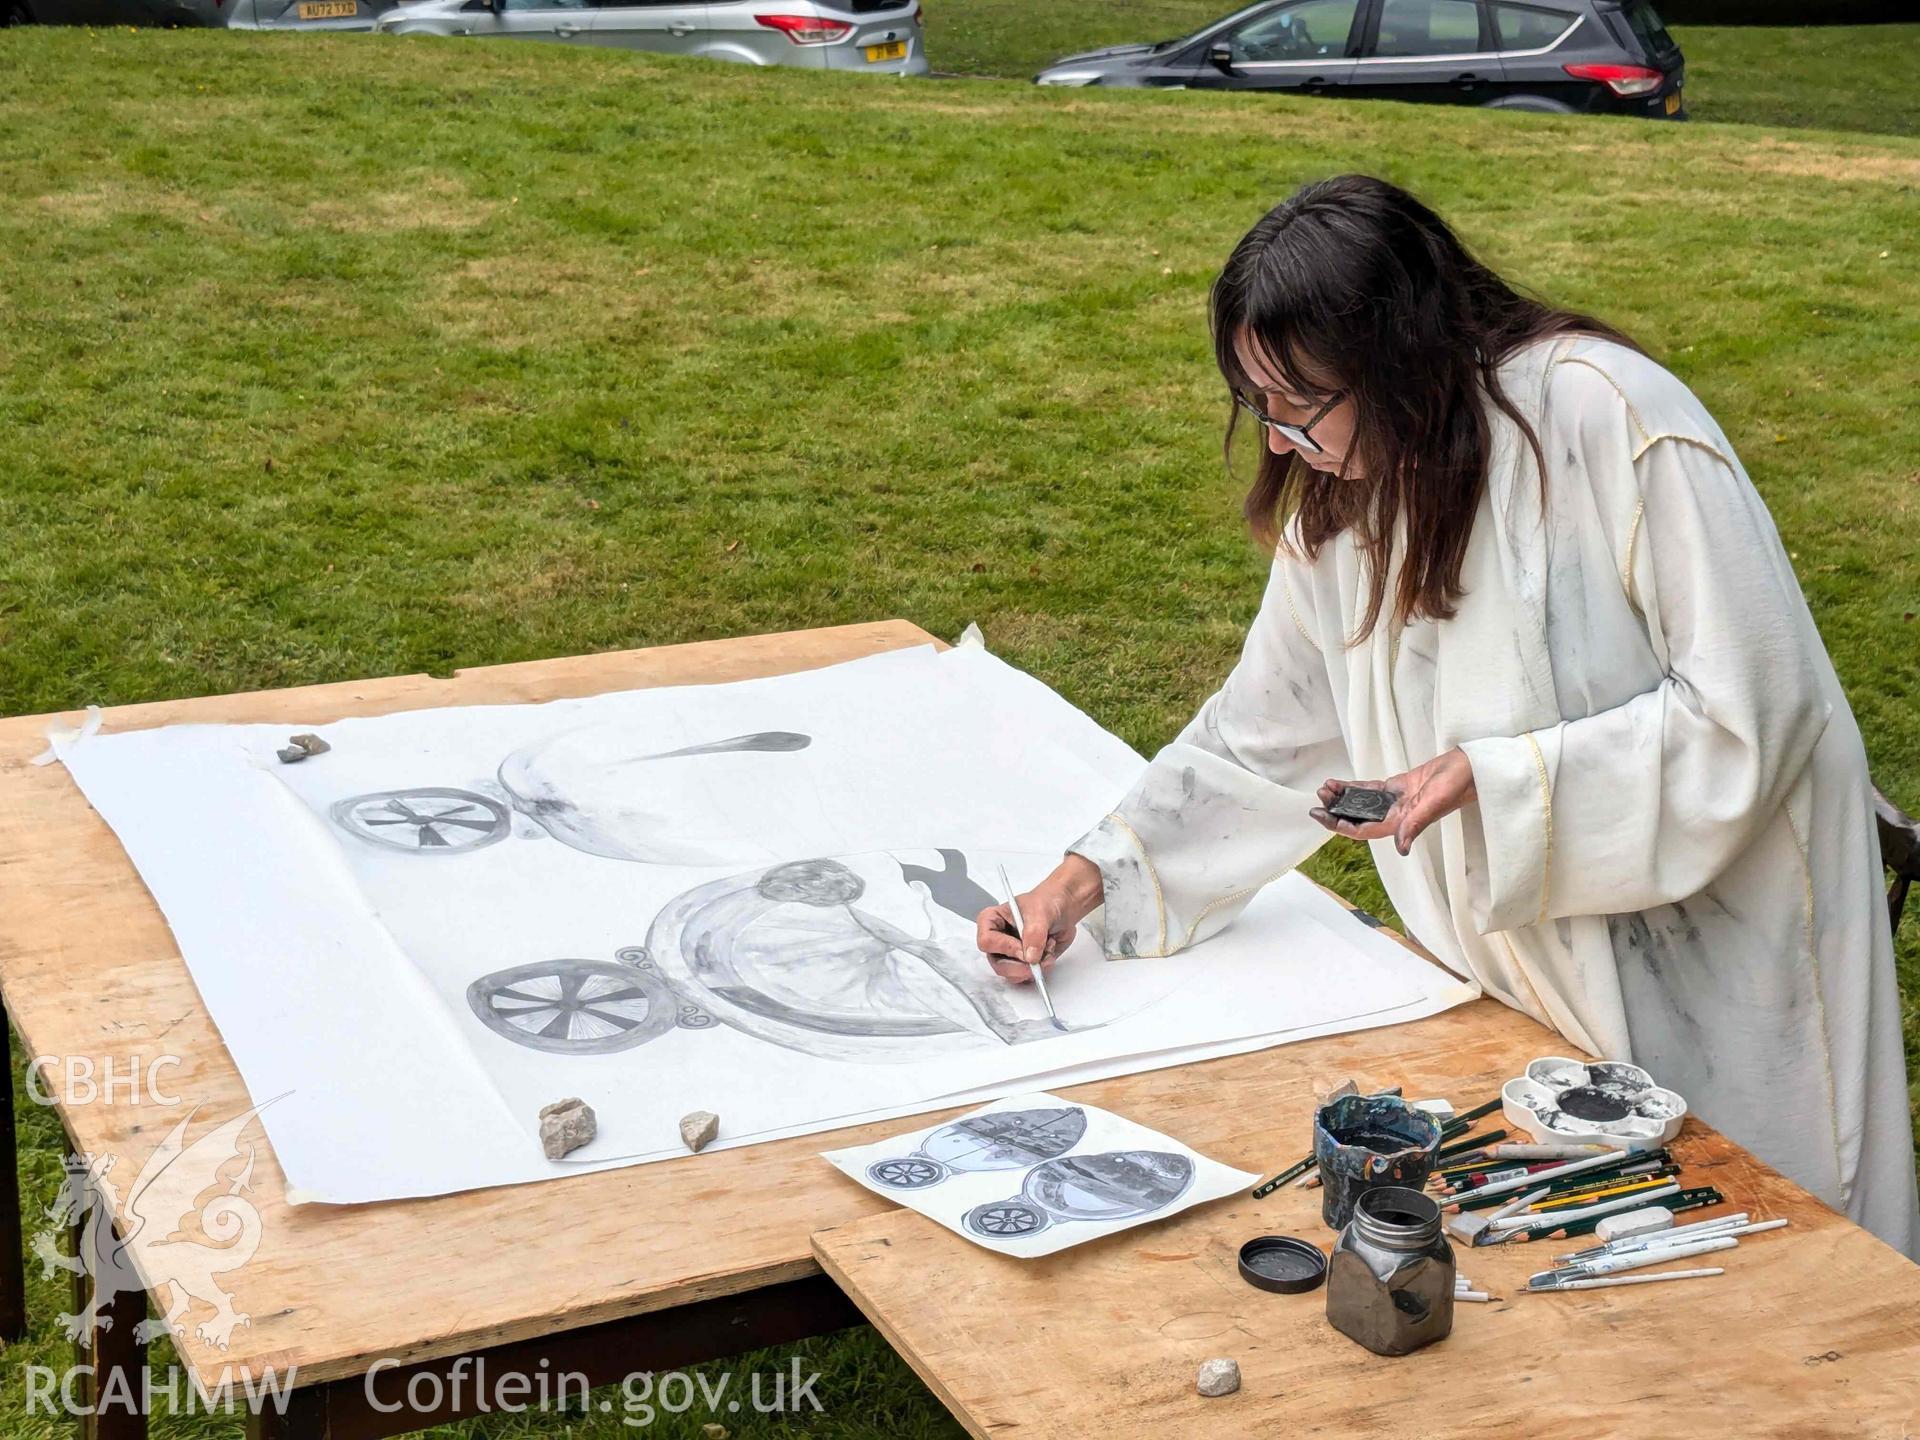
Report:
373,0,927,74
227,0,387,31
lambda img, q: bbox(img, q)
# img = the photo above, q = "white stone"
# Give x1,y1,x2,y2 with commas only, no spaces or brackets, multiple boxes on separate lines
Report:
1196,1358,1240,1397
680,1110,720,1153
538,1098,596,1160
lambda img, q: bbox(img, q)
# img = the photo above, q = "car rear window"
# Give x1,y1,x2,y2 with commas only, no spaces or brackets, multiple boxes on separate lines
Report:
1493,3,1572,49
1619,0,1676,55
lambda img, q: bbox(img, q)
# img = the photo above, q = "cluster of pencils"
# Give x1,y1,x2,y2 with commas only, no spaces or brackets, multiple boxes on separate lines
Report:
1427,1112,1730,1255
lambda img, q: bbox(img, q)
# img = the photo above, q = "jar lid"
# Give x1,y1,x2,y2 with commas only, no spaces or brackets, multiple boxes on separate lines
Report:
1238,1234,1327,1294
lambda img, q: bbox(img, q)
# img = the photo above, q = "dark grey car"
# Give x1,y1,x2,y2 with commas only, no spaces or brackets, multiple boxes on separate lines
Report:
1034,0,1686,120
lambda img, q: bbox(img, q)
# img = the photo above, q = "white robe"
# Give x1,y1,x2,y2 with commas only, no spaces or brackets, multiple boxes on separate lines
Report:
1071,334,1919,1257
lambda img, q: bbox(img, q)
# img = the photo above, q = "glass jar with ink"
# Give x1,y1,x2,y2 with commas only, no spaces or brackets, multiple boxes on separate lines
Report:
1325,1186,1455,1356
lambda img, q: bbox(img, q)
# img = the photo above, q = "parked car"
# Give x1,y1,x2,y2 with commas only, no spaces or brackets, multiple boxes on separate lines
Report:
1034,0,1686,120
6,0,390,27
9,0,223,24
228,0,397,32
373,0,927,73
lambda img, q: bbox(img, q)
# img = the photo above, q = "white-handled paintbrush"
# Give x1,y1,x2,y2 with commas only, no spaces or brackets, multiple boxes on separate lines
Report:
1524,1266,1724,1294
997,865,1065,1033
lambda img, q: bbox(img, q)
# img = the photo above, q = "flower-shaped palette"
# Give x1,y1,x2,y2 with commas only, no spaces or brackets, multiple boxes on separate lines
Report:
1501,1057,1687,1148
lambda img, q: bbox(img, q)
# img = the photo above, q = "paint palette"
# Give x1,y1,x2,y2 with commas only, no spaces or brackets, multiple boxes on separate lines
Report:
1501,1057,1687,1148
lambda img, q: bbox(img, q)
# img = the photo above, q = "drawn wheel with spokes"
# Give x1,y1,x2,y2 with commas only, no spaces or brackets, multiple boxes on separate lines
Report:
866,1157,946,1190
332,787,511,855
965,1201,1047,1237
467,959,678,1055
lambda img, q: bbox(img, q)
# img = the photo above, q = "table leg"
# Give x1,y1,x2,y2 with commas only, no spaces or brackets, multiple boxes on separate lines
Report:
245,1388,327,1440
0,996,27,1342
72,1209,149,1440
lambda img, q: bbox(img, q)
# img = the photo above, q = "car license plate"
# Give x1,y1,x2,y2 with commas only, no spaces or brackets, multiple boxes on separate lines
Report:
297,0,356,16
864,40,907,62
1664,89,1681,115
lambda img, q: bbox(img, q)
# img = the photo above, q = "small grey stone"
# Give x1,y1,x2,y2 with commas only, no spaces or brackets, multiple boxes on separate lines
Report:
539,1097,596,1160
1196,1358,1240,1398
289,733,331,756
276,746,309,764
679,1110,720,1153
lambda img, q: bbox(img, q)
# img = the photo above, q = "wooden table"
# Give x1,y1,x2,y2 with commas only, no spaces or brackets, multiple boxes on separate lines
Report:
0,622,945,1439
9,620,1916,1439
814,999,1920,1439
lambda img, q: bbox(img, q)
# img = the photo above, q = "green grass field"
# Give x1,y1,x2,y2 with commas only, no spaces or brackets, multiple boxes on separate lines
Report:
930,5,1920,136
0,20,1916,1439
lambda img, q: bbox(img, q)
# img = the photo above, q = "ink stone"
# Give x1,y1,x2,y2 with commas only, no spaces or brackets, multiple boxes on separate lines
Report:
1327,787,1394,824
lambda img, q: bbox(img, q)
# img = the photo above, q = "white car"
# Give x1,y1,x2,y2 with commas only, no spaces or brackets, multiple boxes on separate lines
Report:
375,0,928,74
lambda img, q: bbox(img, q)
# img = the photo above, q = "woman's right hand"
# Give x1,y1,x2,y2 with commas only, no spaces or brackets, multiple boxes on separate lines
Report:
975,855,1103,983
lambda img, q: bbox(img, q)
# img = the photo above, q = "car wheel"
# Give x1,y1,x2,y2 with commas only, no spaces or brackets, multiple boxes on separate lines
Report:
4,0,35,24
1484,94,1576,114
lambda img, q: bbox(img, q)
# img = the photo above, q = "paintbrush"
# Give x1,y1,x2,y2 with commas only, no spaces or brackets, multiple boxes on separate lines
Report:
996,865,1064,1033
1526,1234,1739,1290
1522,1266,1724,1294
1556,1216,1785,1264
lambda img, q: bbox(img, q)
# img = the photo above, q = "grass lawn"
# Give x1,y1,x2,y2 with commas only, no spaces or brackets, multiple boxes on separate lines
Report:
1,25,1917,1439
927,4,1920,137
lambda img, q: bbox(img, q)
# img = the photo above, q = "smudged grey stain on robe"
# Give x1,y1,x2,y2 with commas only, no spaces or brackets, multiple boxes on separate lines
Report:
1609,908,1713,1081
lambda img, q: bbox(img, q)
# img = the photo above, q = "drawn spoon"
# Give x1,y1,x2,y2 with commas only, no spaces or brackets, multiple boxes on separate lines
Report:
635,731,811,761
997,865,1066,1032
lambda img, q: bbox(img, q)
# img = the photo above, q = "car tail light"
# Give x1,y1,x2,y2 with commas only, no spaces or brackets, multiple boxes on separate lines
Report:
1563,62,1664,97
754,13,853,43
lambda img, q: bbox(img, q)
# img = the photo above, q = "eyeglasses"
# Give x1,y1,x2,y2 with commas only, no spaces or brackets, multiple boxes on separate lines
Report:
1232,388,1344,454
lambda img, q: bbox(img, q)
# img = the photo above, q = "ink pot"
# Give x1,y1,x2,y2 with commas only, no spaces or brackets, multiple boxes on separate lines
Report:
1313,1094,1443,1230
1325,1186,1456,1357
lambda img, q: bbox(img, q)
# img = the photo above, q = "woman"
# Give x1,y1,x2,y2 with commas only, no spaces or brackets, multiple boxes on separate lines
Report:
974,175,1918,1256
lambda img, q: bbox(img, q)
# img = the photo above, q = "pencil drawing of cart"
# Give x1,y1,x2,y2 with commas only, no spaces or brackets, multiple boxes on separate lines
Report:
463,853,1072,1061
865,1106,1089,1190
963,1151,1195,1239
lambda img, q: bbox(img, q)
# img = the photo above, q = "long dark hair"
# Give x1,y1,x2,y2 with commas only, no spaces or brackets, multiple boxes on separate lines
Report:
1212,175,1642,642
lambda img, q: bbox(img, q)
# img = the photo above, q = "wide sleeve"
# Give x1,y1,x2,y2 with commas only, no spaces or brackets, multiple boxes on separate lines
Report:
1458,434,1832,931
1068,553,1348,958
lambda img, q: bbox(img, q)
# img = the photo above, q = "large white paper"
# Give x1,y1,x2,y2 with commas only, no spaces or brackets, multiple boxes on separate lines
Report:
57,644,1476,1204
821,1092,1256,1257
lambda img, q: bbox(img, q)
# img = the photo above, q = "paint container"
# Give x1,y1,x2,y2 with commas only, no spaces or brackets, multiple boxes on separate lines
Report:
1326,1186,1456,1357
1313,1094,1443,1231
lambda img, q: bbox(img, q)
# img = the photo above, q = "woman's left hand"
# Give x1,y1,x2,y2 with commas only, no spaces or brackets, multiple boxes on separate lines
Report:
1311,748,1478,856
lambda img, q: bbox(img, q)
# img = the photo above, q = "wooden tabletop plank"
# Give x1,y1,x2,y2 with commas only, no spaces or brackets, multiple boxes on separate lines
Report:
812,998,1920,1439
0,622,948,1388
